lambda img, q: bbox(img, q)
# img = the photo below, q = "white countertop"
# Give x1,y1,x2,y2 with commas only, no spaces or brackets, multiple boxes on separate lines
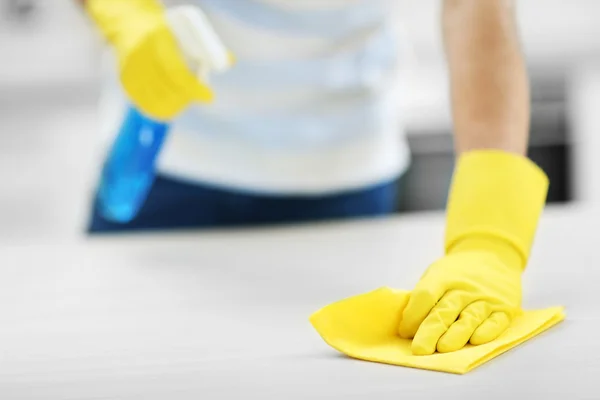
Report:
0,203,596,399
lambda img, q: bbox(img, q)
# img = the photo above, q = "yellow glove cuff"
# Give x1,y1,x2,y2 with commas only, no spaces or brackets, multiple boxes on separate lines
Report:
85,0,164,45
444,150,549,270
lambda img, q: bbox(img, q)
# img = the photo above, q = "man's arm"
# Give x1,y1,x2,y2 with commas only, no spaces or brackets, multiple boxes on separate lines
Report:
442,0,529,155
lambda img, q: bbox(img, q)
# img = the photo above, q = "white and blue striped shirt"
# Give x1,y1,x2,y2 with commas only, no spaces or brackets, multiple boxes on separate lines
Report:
98,0,411,194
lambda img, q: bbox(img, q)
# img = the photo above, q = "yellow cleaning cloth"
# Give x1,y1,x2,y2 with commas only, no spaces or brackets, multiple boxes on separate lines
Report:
310,287,565,374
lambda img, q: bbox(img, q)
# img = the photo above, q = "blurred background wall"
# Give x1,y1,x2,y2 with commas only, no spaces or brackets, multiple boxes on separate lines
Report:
1,0,600,243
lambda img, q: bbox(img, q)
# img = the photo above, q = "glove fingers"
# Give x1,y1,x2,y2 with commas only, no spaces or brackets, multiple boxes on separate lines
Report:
121,56,160,106
124,22,215,113
151,33,193,92
470,311,511,345
152,49,214,104
119,37,183,117
397,284,445,340
126,66,184,120
436,300,492,353
410,291,469,355
187,81,214,103
145,65,184,107
148,67,206,116
151,29,214,103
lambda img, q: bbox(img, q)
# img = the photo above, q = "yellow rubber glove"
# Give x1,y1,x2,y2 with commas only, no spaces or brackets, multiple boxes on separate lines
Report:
85,0,215,120
398,150,549,355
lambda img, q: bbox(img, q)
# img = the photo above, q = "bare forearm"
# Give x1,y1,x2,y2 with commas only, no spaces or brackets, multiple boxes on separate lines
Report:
443,0,529,155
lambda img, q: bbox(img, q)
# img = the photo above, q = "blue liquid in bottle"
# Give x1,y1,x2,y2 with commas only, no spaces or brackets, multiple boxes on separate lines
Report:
98,106,170,223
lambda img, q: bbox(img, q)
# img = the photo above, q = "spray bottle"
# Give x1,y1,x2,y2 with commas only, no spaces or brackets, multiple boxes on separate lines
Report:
97,6,232,223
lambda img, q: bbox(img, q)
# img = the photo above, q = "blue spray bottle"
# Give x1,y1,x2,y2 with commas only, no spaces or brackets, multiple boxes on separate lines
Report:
97,6,232,223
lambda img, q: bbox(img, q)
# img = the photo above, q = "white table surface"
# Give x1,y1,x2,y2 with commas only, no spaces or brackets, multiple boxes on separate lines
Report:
0,203,596,399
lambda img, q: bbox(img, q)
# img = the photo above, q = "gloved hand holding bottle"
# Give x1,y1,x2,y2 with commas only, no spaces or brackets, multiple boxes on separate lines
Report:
398,150,549,355
84,0,234,222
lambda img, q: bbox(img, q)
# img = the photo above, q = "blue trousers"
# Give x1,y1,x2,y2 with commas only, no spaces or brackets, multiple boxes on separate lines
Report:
87,174,400,234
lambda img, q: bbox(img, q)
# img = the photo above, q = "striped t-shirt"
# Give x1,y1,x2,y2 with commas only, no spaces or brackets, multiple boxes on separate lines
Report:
98,0,412,195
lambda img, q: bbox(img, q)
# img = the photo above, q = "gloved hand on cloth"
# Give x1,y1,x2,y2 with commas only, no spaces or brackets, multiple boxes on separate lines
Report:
310,150,565,374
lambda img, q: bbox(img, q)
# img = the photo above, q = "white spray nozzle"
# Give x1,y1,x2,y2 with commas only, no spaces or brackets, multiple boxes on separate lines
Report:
166,5,234,82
